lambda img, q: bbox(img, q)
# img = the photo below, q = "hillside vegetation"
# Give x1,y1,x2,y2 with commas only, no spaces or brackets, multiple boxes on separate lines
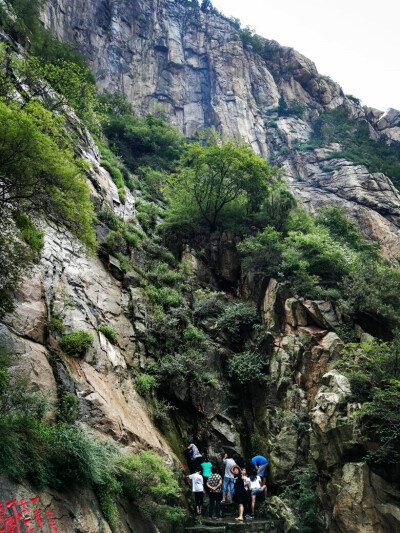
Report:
1,1,400,531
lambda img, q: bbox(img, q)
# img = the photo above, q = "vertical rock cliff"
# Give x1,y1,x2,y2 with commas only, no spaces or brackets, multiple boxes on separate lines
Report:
0,1,399,532
42,0,400,260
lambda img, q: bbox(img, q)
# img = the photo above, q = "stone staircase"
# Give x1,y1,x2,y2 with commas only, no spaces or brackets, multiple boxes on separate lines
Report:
185,502,283,533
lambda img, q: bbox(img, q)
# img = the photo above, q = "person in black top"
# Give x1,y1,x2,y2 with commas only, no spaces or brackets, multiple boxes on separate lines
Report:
231,465,250,521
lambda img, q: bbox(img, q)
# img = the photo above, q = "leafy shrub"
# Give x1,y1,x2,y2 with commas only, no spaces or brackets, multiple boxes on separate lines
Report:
239,208,371,301
337,339,400,400
13,212,44,258
48,313,66,335
164,132,279,233
360,380,400,466
308,106,400,190
228,350,267,384
138,166,167,199
254,187,297,232
335,325,358,344
278,97,306,119
146,285,184,309
101,160,126,202
143,239,176,265
152,397,177,423
0,216,27,317
98,325,117,344
59,330,94,358
183,324,206,347
97,206,122,231
238,26,264,53
217,303,259,345
342,257,400,330
315,206,374,252
117,451,185,525
279,226,356,299
150,350,207,388
57,390,79,423
136,199,163,232
193,289,226,319
148,260,182,287
100,97,185,172
0,101,96,251
281,467,318,533
136,374,158,397
337,337,400,466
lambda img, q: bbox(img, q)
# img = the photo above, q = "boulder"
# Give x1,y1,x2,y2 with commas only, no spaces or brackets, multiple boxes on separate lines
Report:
330,463,400,533
302,300,341,329
284,298,308,328
268,496,299,533
310,370,356,469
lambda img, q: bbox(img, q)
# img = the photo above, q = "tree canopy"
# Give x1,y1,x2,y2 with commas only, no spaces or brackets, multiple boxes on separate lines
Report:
0,101,95,250
164,132,280,233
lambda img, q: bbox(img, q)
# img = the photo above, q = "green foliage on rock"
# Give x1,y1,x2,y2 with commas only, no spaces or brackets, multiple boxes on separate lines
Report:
100,93,185,172
238,26,264,53
228,350,267,384
217,302,259,344
0,346,185,530
100,160,126,202
149,350,208,389
13,212,44,258
164,131,279,233
278,96,306,119
342,257,400,330
98,325,118,344
337,338,400,466
59,330,94,358
0,218,30,317
57,391,79,424
239,205,392,304
306,106,400,189
282,467,318,533
0,101,96,251
146,285,184,309
135,374,158,397
117,451,185,524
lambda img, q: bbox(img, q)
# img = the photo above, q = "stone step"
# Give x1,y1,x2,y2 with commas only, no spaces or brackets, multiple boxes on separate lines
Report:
185,526,226,533
185,527,226,533
186,519,282,533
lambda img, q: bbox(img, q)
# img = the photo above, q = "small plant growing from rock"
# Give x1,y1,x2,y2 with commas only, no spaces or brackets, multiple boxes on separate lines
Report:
98,324,117,344
135,374,158,397
60,330,93,358
57,390,79,423
49,313,66,335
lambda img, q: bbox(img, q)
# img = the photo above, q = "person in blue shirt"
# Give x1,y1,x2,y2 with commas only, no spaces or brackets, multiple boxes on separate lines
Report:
251,455,268,485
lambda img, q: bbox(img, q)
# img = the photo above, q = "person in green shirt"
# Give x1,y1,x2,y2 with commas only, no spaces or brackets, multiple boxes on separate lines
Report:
201,457,213,493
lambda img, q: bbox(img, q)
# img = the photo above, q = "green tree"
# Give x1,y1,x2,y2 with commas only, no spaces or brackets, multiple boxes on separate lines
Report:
101,99,184,172
165,132,279,232
0,101,95,250
342,256,400,329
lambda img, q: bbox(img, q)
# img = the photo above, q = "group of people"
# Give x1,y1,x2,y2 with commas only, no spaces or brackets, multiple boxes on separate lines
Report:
186,443,268,521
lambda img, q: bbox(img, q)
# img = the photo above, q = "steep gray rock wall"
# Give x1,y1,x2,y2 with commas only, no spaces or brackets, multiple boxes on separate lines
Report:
2,2,399,531
42,0,400,258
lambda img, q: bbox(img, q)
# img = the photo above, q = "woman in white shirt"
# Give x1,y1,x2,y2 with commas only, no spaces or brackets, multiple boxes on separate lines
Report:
249,471,267,517
188,466,204,515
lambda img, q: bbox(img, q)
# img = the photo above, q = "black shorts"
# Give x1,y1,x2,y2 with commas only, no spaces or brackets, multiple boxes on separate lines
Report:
194,492,204,506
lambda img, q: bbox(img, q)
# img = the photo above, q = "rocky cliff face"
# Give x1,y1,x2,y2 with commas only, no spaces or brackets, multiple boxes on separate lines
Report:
42,0,400,259
2,1,400,532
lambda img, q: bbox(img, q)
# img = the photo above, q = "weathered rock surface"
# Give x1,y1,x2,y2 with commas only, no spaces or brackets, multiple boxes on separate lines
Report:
42,0,400,259
0,474,158,533
0,2,397,531
326,462,400,533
